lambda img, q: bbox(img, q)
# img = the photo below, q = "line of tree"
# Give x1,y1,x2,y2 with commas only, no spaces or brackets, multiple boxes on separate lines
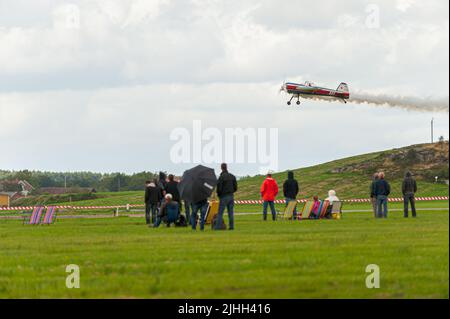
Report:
0,170,159,192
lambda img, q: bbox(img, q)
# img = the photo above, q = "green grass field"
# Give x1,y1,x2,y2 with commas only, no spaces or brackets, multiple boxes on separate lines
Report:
2,143,448,298
0,204,448,299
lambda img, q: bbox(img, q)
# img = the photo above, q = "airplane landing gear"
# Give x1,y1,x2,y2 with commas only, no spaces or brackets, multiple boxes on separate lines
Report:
287,95,294,105
287,95,301,106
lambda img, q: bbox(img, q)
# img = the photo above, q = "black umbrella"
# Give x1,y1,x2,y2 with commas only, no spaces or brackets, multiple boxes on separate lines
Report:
178,165,217,203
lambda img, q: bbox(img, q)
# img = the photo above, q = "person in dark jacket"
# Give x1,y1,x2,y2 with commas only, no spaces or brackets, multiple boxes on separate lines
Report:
215,163,238,230
370,172,379,218
374,172,391,218
402,171,418,218
158,172,167,201
283,171,299,219
165,174,182,214
144,179,162,224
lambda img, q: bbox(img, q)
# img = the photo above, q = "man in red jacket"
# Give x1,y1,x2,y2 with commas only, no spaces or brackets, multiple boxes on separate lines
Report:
260,172,279,221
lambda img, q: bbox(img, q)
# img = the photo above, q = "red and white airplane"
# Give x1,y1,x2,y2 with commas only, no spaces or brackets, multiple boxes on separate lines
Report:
280,81,350,105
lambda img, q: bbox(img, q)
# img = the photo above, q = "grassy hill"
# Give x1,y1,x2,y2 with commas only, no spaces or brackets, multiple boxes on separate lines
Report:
10,142,449,208
236,142,449,200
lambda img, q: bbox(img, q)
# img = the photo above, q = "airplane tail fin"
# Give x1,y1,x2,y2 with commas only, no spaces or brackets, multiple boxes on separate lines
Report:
337,82,349,93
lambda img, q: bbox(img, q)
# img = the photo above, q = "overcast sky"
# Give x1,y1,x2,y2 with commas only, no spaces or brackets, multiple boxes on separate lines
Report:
0,0,449,176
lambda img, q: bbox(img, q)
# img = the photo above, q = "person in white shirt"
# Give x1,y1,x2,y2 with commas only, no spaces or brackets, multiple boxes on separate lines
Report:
325,189,339,204
324,190,340,219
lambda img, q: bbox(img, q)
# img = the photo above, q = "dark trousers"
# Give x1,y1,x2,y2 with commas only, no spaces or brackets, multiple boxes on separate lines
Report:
403,193,417,217
191,201,208,231
263,201,276,220
145,203,158,224
216,194,235,230
184,200,191,224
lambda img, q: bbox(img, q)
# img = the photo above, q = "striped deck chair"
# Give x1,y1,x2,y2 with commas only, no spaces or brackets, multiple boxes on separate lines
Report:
318,200,330,219
42,206,57,225
24,206,44,225
312,200,324,219
330,201,343,219
280,200,297,220
299,201,314,220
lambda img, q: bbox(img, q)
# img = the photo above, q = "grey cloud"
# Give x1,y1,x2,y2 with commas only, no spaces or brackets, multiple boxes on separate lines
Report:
0,0,448,174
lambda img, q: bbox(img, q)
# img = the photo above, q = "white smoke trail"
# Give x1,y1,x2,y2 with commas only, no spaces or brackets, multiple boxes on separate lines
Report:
297,90,449,112
349,92,449,112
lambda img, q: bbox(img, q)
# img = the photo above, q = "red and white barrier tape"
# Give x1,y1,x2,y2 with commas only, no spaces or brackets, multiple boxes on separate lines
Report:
0,204,139,211
234,196,449,204
0,196,447,211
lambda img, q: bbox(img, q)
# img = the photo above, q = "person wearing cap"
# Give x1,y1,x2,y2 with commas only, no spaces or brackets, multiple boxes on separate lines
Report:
260,171,279,221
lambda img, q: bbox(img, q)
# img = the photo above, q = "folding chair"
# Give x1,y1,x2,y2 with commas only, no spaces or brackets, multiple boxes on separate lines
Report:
24,206,44,225
299,201,313,220
330,201,343,219
205,200,220,225
312,200,324,219
42,206,57,225
280,200,297,220
318,200,330,219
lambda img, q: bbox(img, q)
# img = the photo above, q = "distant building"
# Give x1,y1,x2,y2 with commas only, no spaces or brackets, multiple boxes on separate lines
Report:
18,180,34,195
0,179,34,202
0,192,14,207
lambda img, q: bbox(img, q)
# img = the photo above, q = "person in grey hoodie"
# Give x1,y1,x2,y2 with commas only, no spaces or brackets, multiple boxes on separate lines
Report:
402,171,418,218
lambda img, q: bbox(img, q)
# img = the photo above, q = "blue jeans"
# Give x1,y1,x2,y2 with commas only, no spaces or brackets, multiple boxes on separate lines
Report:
154,215,164,227
191,201,208,230
285,198,297,219
216,194,234,230
263,201,276,220
376,195,388,218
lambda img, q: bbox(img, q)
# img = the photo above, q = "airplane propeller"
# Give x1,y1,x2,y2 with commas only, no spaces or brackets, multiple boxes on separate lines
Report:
278,81,286,94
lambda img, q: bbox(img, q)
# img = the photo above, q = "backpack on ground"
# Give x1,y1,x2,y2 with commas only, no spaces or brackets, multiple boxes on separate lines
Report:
175,214,188,227
211,214,227,230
